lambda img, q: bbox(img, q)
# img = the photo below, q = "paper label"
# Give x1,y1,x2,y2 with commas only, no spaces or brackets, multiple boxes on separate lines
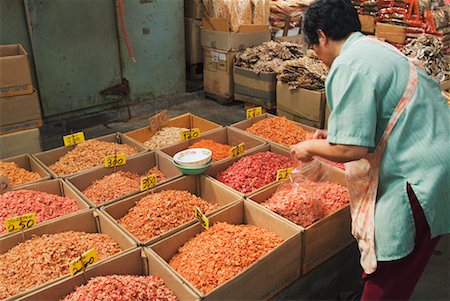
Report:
211,50,219,62
5,213,36,233
276,167,293,181
246,107,263,119
194,207,209,230
69,248,98,276
104,154,127,168
180,128,200,141
229,143,246,159
218,53,226,62
140,174,157,191
63,132,85,146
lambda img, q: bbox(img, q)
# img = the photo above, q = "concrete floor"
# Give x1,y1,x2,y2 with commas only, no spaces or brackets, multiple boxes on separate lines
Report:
41,95,449,300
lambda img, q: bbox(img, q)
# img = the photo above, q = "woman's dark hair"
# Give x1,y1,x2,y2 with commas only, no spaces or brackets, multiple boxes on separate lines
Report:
302,0,361,46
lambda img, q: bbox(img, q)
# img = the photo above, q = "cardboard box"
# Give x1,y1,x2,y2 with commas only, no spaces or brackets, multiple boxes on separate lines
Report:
247,162,354,274
359,15,375,34
234,66,277,109
201,19,271,51
0,153,51,188
185,0,203,19
0,44,33,97
0,128,41,159
125,113,222,148
277,81,326,128
230,113,316,150
32,132,147,178
0,119,43,136
0,90,41,129
102,175,243,246
160,126,267,165
185,18,203,65
148,200,301,300
277,107,324,129
203,47,236,100
0,209,136,300
205,143,294,197
440,79,450,91
324,104,331,129
17,248,199,301
66,151,182,208
375,23,406,45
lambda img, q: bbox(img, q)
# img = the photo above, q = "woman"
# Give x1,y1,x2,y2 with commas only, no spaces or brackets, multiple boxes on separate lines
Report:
290,0,450,299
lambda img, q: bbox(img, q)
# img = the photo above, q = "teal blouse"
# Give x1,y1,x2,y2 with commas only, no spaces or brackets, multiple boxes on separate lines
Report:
326,32,450,260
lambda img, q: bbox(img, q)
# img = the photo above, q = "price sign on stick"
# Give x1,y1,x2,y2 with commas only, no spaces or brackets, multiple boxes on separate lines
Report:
194,207,209,230
276,167,293,181
63,132,85,146
104,154,126,168
149,110,169,134
5,213,37,233
140,174,157,191
229,143,246,159
180,128,200,141
69,248,98,276
246,107,263,119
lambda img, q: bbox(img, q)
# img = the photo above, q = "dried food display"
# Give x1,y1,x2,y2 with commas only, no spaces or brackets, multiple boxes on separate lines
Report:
82,167,167,205
277,51,329,90
0,231,122,299
0,161,41,186
261,180,350,227
0,190,80,234
119,190,219,241
235,40,304,74
49,140,138,177
62,275,177,301
245,116,307,146
270,0,313,32
216,151,295,194
188,139,233,161
169,222,283,294
401,34,450,82
144,127,189,150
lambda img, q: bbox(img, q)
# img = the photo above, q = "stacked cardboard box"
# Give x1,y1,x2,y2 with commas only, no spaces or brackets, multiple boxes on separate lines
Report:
0,44,42,158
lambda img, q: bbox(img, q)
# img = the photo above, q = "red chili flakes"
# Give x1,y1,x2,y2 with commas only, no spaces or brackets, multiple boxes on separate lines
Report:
188,139,232,161
169,222,283,294
261,180,350,227
216,152,295,194
0,190,80,234
245,117,307,146
0,231,122,299
83,167,167,205
119,190,219,242
0,161,41,187
62,275,177,301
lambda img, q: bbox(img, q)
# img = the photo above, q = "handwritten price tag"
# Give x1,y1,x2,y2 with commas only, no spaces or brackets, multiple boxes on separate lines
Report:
194,207,209,230
104,154,126,168
5,213,36,233
69,248,98,276
140,174,157,191
180,128,200,141
63,132,85,146
229,143,245,159
246,107,263,119
276,167,293,181
149,110,168,134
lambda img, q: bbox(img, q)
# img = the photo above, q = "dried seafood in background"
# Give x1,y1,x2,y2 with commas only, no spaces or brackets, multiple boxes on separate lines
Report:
188,139,232,161
252,0,271,25
402,34,450,82
245,116,307,146
235,40,304,73
270,0,312,31
0,231,122,299
169,222,283,294
0,161,41,186
62,275,177,301
277,50,329,90
144,127,189,150
49,140,138,176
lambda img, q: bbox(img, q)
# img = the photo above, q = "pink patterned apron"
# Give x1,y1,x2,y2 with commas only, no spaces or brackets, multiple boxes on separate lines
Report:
345,37,419,274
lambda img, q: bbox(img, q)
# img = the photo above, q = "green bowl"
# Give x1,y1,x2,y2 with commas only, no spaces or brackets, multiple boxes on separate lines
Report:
173,159,212,175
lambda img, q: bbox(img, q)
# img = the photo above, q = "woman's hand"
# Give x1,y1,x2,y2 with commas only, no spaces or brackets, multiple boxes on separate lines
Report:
313,129,328,139
290,141,314,162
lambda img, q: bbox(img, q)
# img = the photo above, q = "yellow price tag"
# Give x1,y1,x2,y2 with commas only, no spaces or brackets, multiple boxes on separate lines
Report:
229,143,246,159
194,207,209,230
104,154,127,168
276,167,293,181
180,128,200,141
246,107,263,119
63,132,85,146
5,213,36,233
140,174,157,191
69,248,98,276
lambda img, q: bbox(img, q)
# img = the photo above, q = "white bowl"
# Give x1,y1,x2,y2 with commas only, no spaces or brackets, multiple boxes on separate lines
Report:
173,148,212,167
